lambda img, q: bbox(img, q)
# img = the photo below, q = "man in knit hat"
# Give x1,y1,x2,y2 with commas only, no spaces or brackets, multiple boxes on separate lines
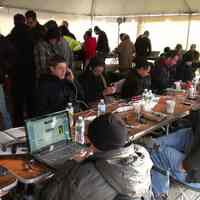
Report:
40,113,153,200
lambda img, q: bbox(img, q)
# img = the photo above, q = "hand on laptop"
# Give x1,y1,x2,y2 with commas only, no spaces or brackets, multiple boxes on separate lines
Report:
72,147,94,162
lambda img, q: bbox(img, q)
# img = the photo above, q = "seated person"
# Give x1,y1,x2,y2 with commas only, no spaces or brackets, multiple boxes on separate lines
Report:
35,55,85,116
78,56,115,103
146,110,200,199
121,57,151,98
176,53,194,84
151,57,170,94
40,113,153,200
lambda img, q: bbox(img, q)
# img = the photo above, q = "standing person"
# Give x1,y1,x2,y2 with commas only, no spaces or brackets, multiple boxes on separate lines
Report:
83,30,96,68
62,20,76,40
34,26,73,79
0,36,13,129
25,10,45,45
113,33,135,73
8,14,33,126
94,26,110,59
135,30,151,58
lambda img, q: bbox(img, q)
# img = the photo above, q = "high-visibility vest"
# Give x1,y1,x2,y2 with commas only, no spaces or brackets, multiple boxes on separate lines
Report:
63,36,82,52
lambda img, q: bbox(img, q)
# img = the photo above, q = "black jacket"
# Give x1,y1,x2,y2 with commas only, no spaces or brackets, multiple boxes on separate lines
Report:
96,31,110,55
184,109,200,183
78,71,107,103
151,64,169,94
29,22,45,45
0,36,16,83
176,62,194,82
9,24,34,83
121,69,151,98
135,36,151,57
35,74,85,116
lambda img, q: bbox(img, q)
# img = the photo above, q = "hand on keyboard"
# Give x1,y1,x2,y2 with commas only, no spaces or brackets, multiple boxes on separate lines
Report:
71,147,94,162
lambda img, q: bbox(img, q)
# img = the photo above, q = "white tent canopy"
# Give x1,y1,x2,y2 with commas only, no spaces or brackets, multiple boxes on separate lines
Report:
1,0,200,52
2,0,200,16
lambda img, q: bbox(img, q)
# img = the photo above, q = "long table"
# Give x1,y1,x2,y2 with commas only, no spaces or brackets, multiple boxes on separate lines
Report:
78,94,199,140
0,93,199,195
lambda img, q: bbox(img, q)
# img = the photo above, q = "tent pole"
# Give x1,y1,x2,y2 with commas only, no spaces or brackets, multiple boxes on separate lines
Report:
186,14,192,50
90,0,95,27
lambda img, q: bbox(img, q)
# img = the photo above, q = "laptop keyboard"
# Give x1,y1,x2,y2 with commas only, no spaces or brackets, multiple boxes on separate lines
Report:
39,143,83,166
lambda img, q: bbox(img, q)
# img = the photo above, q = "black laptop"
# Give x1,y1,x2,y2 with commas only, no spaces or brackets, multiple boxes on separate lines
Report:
25,110,84,170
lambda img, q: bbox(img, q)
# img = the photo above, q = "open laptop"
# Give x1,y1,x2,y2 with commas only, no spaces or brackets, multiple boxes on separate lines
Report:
25,110,84,170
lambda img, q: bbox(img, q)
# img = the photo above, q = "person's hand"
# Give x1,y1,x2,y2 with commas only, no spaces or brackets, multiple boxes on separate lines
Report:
66,68,74,81
71,148,94,162
103,86,116,96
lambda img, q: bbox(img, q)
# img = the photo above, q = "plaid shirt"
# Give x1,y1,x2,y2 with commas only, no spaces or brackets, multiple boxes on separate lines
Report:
34,37,73,79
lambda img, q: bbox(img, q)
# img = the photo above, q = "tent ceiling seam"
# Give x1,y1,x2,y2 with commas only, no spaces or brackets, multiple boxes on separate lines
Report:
183,0,192,13
3,4,91,16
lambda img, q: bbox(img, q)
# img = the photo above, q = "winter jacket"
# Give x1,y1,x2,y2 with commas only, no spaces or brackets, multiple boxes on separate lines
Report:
78,71,107,103
35,74,85,116
40,144,153,200
121,69,151,98
83,36,96,60
135,36,151,57
34,37,73,79
96,30,110,55
184,109,200,182
114,39,135,72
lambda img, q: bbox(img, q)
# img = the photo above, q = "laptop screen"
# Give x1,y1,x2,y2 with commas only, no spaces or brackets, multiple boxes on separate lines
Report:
26,111,70,154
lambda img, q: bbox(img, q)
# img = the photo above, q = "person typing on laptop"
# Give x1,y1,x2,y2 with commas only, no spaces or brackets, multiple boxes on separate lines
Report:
34,55,85,116
39,113,153,200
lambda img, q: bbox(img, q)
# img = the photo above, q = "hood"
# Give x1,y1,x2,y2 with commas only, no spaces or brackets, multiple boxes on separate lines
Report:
94,144,153,197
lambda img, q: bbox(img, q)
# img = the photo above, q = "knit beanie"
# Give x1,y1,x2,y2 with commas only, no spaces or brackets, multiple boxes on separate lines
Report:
88,113,128,151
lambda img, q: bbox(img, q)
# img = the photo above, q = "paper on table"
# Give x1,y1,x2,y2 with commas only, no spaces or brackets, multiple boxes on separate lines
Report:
4,127,25,139
0,131,15,146
84,115,96,121
112,106,134,113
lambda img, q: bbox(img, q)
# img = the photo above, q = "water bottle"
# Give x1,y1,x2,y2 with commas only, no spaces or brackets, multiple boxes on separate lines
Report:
67,102,74,128
148,90,153,103
75,116,85,144
142,89,148,102
97,99,106,116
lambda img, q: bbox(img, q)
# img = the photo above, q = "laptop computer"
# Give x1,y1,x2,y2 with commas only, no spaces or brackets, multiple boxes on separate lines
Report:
25,110,84,170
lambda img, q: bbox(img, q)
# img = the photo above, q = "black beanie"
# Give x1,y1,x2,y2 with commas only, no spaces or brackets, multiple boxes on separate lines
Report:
46,28,60,40
88,113,128,151
89,56,105,70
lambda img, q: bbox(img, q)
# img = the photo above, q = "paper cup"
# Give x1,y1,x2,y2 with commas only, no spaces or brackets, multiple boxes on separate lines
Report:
166,100,176,114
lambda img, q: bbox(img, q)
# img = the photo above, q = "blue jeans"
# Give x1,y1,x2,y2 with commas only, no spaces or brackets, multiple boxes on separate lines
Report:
150,128,200,198
0,84,12,129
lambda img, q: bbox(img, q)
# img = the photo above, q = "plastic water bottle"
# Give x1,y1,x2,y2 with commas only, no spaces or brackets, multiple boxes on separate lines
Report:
97,99,106,116
142,89,148,101
148,90,153,103
75,116,85,144
67,102,74,128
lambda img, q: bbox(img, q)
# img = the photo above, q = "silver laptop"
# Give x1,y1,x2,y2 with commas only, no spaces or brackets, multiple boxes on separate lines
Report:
25,110,84,170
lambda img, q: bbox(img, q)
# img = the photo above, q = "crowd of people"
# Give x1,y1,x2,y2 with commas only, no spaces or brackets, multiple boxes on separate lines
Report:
0,9,200,200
